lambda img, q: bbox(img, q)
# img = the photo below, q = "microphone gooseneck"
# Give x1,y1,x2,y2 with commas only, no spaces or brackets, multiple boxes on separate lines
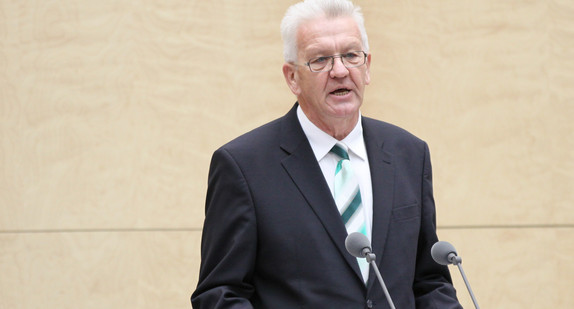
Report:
345,233,396,309
431,241,480,309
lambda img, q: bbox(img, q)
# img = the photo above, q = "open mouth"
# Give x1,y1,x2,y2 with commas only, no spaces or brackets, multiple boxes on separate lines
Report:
331,88,351,96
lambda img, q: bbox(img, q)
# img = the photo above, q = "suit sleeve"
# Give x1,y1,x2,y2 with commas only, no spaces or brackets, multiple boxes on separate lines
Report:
191,148,256,308
413,143,463,309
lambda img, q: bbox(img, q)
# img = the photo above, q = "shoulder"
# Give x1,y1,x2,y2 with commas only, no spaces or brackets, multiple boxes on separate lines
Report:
217,104,304,158
362,116,426,147
213,112,294,166
223,117,283,150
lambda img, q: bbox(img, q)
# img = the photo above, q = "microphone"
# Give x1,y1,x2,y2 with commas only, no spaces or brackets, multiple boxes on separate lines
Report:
345,232,373,260
345,232,396,309
431,241,480,309
431,241,460,265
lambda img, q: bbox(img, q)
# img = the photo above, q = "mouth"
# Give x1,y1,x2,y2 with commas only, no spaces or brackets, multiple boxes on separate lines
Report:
330,88,351,96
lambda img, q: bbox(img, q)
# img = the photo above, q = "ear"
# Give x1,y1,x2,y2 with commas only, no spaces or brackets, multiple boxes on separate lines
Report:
364,53,372,85
282,63,301,95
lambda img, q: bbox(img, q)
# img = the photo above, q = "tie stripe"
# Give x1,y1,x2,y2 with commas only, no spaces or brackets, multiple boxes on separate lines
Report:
331,143,369,282
331,144,363,229
331,144,349,160
340,188,362,225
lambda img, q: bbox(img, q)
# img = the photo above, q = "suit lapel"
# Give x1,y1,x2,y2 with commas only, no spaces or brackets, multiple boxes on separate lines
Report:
362,118,395,290
279,104,364,281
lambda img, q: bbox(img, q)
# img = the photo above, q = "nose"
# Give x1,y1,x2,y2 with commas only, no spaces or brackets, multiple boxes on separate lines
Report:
329,56,349,78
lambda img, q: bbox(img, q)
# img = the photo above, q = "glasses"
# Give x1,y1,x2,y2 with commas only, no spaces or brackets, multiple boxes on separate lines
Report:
303,51,367,72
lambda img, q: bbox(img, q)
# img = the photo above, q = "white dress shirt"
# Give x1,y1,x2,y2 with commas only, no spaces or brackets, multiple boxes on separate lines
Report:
296,106,373,244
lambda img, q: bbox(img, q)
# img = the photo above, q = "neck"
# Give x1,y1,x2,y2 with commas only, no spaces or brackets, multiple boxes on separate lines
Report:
309,113,359,141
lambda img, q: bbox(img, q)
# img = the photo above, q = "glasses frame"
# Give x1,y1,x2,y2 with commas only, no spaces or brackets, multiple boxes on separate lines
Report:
303,51,368,73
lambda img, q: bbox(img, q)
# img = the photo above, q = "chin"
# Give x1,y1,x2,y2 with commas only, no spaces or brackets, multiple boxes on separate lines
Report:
329,100,361,113
329,105,360,119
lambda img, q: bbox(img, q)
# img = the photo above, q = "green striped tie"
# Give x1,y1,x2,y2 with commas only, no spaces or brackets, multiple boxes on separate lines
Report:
331,143,369,282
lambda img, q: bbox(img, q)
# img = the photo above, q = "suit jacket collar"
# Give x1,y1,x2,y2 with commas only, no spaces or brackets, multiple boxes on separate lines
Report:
362,117,395,290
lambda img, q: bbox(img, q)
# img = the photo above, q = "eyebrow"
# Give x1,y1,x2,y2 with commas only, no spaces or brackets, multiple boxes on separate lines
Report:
306,45,363,57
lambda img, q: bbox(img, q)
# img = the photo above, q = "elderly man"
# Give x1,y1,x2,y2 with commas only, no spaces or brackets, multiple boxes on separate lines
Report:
192,0,462,308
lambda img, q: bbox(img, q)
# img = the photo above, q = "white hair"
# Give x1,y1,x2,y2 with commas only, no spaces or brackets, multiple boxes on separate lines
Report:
280,0,369,63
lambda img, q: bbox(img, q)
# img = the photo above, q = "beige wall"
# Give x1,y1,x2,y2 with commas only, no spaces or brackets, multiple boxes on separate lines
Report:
1,0,572,308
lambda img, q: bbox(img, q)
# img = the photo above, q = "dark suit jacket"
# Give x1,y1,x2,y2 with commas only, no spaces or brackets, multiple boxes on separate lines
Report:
192,104,462,308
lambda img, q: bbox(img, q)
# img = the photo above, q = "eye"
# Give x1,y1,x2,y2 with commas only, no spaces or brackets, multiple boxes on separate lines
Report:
342,51,364,65
310,56,330,64
343,52,360,60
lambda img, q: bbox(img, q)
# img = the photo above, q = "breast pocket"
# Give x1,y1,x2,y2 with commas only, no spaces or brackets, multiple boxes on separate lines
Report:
391,202,420,222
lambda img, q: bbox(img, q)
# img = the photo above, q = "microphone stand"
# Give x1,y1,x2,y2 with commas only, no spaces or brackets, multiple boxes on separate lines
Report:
448,254,480,309
364,250,396,309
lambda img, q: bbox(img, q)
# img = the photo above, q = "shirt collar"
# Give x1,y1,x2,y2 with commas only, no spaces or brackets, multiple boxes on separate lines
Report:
296,105,367,162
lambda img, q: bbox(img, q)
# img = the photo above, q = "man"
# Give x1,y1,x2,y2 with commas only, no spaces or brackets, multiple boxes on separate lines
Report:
192,0,462,308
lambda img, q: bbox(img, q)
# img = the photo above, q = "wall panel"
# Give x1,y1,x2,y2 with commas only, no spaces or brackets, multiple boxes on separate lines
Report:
0,231,201,309
439,228,574,308
360,0,574,226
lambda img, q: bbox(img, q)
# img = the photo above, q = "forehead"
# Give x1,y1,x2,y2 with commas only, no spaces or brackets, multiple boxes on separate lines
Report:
296,16,363,55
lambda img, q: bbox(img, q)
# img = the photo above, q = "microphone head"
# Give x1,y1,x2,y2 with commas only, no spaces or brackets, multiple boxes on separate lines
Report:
431,241,458,265
345,232,372,258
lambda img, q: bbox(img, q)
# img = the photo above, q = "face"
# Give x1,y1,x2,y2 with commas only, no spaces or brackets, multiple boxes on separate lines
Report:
283,16,371,131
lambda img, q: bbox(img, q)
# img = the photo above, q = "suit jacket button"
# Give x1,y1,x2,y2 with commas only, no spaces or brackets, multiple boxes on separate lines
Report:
366,299,373,308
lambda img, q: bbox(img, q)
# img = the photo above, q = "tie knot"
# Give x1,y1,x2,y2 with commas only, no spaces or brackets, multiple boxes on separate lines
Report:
330,143,350,160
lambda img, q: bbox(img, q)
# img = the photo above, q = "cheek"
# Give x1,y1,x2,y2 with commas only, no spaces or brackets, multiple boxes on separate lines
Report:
352,70,370,88
302,76,326,94
358,68,371,85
